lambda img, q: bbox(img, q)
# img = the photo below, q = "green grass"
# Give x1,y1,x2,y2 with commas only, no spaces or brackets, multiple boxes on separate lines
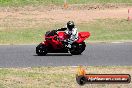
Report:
0,23,62,44
0,0,132,6
78,19,132,42
0,66,132,88
68,0,132,4
0,0,64,6
0,19,132,44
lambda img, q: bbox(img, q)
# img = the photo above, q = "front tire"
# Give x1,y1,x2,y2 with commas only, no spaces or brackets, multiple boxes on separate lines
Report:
36,43,47,56
70,42,86,55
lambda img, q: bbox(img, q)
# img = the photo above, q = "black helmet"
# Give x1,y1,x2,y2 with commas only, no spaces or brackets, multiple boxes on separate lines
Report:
67,21,75,31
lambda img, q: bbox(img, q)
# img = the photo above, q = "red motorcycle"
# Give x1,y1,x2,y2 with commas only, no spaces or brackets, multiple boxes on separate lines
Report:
36,28,90,56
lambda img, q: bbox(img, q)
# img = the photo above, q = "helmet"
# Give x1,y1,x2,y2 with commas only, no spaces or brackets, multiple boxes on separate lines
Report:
67,21,75,31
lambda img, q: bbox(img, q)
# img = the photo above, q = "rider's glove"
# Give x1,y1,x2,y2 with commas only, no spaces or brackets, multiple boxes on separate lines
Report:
64,40,67,42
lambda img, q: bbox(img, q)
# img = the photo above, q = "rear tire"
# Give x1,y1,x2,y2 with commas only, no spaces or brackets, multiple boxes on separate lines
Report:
36,43,47,56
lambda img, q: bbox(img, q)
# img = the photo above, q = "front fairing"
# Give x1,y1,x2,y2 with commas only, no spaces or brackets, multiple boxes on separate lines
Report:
76,32,90,43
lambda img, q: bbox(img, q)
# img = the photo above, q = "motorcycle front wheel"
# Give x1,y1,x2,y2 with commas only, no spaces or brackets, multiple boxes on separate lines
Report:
70,42,86,55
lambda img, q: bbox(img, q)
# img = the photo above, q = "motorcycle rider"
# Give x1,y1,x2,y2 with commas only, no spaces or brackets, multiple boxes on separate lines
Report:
56,21,78,48
65,21,78,48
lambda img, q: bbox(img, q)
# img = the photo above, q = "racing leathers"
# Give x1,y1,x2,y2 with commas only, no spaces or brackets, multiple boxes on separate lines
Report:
65,27,78,48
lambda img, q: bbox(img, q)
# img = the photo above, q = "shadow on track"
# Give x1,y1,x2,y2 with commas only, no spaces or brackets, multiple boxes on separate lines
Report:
33,54,72,56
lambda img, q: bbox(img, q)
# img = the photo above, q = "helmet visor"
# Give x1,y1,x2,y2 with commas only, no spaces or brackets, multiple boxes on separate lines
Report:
67,25,74,30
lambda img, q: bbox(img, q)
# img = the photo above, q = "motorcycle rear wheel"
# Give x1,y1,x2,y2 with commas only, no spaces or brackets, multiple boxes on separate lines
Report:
36,43,47,56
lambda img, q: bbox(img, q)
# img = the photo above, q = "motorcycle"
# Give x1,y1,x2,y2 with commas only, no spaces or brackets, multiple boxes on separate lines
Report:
36,28,90,56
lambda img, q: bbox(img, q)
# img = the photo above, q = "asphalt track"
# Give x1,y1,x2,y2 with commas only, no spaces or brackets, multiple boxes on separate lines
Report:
0,43,132,67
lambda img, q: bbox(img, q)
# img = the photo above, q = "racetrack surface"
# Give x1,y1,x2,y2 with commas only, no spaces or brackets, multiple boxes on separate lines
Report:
0,43,132,67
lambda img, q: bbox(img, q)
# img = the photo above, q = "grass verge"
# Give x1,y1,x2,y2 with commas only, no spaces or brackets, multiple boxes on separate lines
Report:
0,0,132,6
0,19,132,44
0,66,132,88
